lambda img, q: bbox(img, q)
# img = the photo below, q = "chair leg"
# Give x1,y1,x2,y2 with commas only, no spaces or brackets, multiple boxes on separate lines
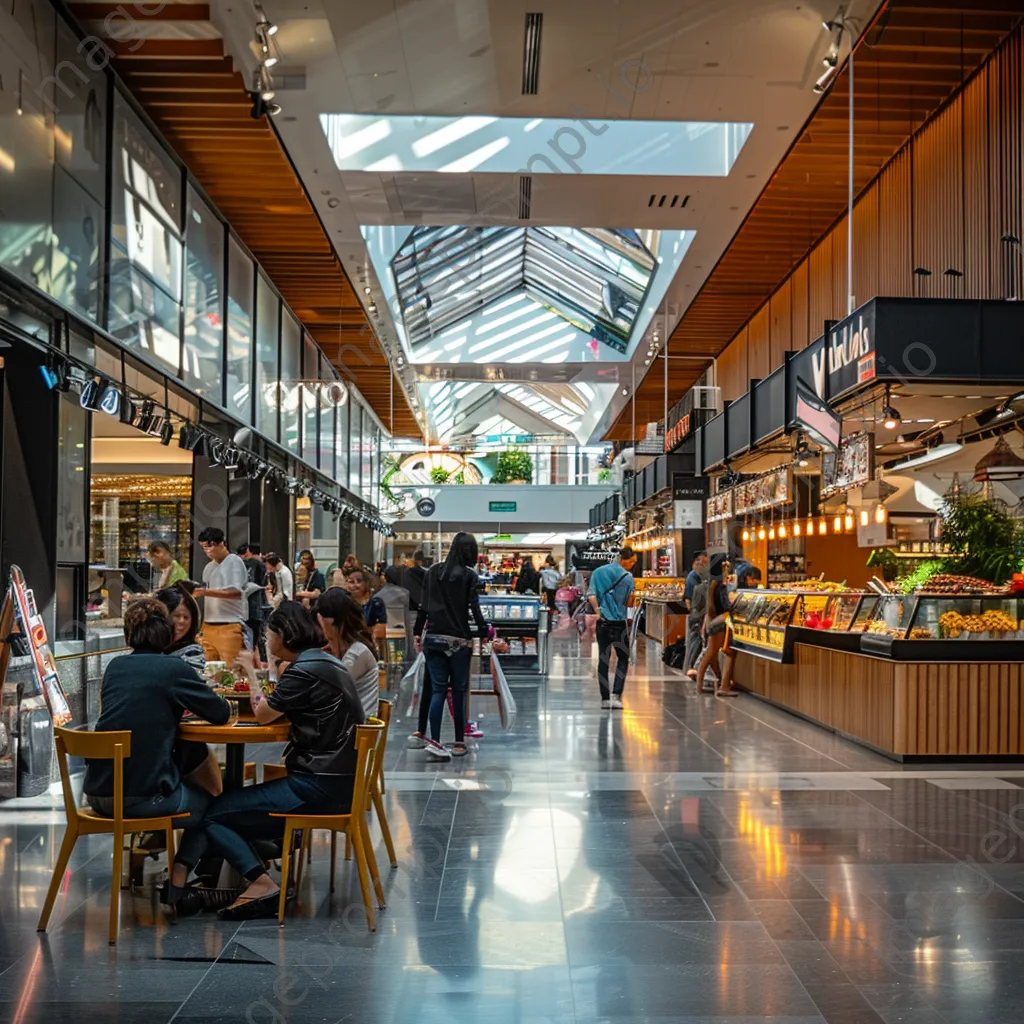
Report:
109,828,123,944
361,823,385,909
295,830,308,890
372,787,398,869
278,824,293,925
329,831,337,894
350,826,376,932
37,826,78,932
165,822,177,864
344,831,352,861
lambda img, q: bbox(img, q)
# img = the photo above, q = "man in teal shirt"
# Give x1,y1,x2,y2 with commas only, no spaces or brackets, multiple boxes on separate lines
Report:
587,546,638,709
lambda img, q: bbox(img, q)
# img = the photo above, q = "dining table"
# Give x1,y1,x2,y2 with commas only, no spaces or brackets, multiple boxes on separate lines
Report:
178,720,290,790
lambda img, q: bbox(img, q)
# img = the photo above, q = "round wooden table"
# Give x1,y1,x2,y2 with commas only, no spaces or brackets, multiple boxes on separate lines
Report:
178,721,290,790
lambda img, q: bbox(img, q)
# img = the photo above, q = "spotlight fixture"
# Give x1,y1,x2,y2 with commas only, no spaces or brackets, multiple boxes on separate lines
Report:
136,400,156,433
881,386,901,430
40,354,68,391
158,414,174,446
79,376,105,412
621,387,629,397
208,438,225,466
813,64,839,94
120,392,140,426
364,286,372,295
822,39,840,68
222,446,241,470
263,55,278,67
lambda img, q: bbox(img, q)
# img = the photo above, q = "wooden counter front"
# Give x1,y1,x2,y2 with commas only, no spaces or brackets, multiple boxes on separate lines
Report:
734,644,1024,760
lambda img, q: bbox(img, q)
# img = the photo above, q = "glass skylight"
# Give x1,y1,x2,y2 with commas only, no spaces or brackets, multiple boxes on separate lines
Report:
392,226,655,353
321,114,752,177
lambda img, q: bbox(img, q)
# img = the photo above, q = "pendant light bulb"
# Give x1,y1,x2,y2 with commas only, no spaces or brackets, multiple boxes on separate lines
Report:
768,525,776,540
860,509,869,527
742,528,750,542
779,522,787,539
833,514,842,533
793,521,801,537
845,512,854,532
818,517,827,535
875,503,888,524
881,385,901,430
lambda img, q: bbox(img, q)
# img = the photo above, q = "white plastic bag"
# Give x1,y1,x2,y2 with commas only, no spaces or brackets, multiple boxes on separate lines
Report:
489,653,517,732
399,650,425,701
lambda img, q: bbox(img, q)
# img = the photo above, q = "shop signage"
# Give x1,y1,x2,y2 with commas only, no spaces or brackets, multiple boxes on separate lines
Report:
734,468,791,516
826,307,876,399
792,383,841,451
416,497,436,517
821,432,875,498
489,501,517,513
568,541,620,571
490,534,513,541
664,412,692,452
674,500,703,529
672,476,708,501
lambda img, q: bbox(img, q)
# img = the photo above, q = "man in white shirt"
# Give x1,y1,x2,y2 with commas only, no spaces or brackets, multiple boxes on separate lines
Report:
194,527,249,665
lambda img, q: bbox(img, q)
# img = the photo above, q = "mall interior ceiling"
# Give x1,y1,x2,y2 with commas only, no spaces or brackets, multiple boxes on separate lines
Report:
66,0,1024,449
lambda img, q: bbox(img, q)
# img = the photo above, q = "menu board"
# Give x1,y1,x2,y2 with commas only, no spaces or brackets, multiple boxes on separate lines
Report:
707,489,734,523
821,433,874,498
734,468,791,516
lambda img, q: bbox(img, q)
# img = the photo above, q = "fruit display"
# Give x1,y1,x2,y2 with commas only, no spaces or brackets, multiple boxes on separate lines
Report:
920,574,1010,596
908,628,934,640
787,579,850,594
939,609,1019,637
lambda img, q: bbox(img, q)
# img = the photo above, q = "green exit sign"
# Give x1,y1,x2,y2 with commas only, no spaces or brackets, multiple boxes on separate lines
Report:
489,501,517,513
491,533,512,541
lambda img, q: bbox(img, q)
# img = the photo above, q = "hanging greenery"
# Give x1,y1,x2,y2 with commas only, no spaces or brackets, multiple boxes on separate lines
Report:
491,446,534,484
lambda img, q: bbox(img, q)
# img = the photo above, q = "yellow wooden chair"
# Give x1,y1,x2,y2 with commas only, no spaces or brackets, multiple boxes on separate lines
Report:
37,727,188,944
344,698,397,868
272,720,385,929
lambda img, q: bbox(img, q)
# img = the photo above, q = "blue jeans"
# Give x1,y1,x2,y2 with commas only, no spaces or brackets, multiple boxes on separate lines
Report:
88,784,211,828
425,646,472,743
177,773,353,881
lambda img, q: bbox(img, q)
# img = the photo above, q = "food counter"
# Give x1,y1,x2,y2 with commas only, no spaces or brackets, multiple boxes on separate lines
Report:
634,578,687,647
730,585,1024,760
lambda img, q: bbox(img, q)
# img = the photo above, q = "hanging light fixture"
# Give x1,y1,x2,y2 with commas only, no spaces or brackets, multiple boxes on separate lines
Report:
758,526,766,540
833,514,842,533
807,516,815,536
818,517,827,535
742,526,750,542
875,503,888,524
860,509,869,527
793,520,801,537
768,525,776,541
779,522,787,539
844,511,854,532
881,385,901,430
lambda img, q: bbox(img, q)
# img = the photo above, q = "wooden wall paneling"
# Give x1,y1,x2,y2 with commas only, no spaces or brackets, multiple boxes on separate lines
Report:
718,327,748,403
832,215,849,317
962,67,992,299
877,149,913,297
769,283,792,366
989,38,1023,301
747,306,771,381
808,236,835,337
852,184,879,309
791,259,811,349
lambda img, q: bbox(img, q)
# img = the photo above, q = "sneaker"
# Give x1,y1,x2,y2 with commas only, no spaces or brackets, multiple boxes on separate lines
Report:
424,739,452,761
601,699,612,710
465,720,484,739
611,695,624,709
451,743,468,757
406,732,428,749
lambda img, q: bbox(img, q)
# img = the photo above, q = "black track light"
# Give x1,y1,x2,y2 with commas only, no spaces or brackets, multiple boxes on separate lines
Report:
248,91,281,119
79,376,105,412
223,446,241,471
158,415,174,446
136,400,156,433
120,392,140,426
881,385,901,431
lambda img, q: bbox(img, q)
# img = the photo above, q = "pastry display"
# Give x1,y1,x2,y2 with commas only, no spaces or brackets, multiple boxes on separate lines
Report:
920,574,1010,596
939,609,1018,637
908,627,933,640
787,579,850,593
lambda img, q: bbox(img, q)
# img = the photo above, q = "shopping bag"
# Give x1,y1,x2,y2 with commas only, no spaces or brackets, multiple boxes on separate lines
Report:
489,653,517,732
399,650,425,703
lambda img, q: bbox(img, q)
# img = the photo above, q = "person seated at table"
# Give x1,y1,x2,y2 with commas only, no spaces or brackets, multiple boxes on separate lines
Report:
344,566,387,650
317,587,380,720
170,601,366,920
83,599,231,884
155,584,223,798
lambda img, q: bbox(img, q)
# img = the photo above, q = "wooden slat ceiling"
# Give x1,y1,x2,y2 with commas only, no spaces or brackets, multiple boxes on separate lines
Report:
67,4,417,436
608,0,1024,440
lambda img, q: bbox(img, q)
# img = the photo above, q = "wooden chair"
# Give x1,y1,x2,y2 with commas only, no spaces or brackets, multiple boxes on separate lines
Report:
272,720,385,930
38,727,188,944
344,698,397,868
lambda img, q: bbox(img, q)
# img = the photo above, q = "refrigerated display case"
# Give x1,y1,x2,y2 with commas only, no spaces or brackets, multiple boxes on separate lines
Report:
478,594,547,674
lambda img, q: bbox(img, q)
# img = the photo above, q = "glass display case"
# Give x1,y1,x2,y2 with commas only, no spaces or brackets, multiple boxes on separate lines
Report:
729,591,798,662
792,592,871,632
478,594,546,674
860,593,1024,658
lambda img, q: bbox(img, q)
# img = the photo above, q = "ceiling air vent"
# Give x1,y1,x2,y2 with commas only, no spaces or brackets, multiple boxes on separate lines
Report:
522,13,543,94
648,193,690,209
519,176,533,220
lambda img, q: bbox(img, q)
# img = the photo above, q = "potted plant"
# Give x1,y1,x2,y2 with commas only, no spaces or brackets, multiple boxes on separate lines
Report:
430,466,451,484
597,468,612,484
491,447,533,484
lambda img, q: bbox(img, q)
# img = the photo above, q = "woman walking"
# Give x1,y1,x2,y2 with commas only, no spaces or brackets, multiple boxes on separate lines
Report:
696,554,739,697
413,532,492,761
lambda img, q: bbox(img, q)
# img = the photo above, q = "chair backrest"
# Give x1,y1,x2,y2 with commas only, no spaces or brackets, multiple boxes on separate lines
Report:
373,700,392,790
352,719,384,817
54,726,132,822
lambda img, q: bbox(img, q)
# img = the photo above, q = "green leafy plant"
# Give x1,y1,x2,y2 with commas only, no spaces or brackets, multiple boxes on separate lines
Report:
894,559,947,594
491,446,534,484
430,466,451,484
597,468,612,483
865,547,901,582
453,471,465,485
939,491,1022,583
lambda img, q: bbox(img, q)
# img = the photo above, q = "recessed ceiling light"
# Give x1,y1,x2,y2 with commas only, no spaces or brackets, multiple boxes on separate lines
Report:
965,395,982,399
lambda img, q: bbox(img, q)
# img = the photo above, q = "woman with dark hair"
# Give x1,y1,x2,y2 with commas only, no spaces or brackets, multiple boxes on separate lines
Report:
317,587,380,720
697,555,739,698
169,601,365,919
294,550,325,606
413,532,492,760
262,553,293,606
154,585,223,797
515,556,541,595
83,599,231,874
345,566,387,645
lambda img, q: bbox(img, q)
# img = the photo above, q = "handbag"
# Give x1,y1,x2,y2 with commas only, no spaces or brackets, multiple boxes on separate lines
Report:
489,653,517,732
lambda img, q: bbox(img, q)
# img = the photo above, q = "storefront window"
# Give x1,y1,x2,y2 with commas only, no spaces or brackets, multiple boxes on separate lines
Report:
182,186,224,401
361,414,373,504
349,404,361,495
255,272,279,441
335,395,349,486
302,333,319,468
320,378,337,481
56,393,88,563
280,310,301,455
226,237,253,423
108,96,183,374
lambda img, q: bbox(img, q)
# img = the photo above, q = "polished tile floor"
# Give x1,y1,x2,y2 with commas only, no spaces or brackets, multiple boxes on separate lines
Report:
4,637,1024,1022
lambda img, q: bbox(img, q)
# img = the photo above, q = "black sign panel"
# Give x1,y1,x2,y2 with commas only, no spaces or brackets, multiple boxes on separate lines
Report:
753,364,787,443
825,305,876,400
792,383,841,451
726,392,751,458
672,474,709,501
702,412,726,470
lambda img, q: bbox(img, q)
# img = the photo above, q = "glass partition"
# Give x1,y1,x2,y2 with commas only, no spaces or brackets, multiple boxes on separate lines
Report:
320,393,336,481
108,96,182,373
349,404,361,494
226,237,253,422
254,272,279,441
182,186,224,401
361,416,373,504
280,310,301,455
335,394,349,485
302,334,319,467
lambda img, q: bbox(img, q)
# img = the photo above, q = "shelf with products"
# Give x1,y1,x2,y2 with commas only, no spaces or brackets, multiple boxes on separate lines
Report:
478,594,546,674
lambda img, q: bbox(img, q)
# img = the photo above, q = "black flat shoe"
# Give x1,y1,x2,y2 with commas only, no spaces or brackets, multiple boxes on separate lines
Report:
161,880,239,917
217,891,281,920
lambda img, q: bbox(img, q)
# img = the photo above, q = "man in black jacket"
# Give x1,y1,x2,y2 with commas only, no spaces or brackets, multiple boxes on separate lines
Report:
406,549,427,612
238,542,269,660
